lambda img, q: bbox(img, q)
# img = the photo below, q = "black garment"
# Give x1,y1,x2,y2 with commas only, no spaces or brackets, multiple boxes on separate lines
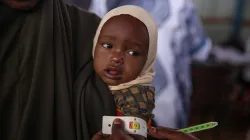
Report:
0,0,115,140
64,0,92,10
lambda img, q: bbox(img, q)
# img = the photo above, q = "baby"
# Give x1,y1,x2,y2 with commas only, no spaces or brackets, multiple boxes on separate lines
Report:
92,5,158,130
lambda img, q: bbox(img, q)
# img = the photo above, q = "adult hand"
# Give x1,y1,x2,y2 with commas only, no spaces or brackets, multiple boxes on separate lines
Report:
92,119,134,140
148,126,199,140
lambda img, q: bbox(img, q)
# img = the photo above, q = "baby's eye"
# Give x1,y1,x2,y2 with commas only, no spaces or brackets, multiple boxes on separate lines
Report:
103,44,112,49
128,51,139,56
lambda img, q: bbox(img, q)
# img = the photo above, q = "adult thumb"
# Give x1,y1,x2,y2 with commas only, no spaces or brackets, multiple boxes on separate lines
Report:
112,118,125,135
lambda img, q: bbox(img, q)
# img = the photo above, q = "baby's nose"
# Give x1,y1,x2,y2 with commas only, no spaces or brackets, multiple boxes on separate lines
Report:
110,52,124,65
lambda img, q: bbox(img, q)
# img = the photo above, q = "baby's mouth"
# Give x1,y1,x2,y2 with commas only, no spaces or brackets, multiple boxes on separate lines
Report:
104,66,122,80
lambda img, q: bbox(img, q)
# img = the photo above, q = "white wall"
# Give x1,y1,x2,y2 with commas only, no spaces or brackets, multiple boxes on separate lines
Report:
193,0,235,18
192,0,250,43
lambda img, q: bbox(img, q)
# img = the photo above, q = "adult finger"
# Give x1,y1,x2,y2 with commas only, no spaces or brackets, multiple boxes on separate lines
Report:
111,119,133,140
111,119,124,135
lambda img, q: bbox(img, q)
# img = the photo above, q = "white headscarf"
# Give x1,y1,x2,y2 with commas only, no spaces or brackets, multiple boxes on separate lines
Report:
93,5,158,91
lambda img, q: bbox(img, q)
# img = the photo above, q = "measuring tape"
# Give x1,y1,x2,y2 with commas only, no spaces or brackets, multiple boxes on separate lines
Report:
178,122,218,133
102,116,148,138
102,116,218,137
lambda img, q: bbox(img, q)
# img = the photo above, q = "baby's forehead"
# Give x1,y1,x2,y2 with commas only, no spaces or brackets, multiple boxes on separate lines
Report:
98,14,149,47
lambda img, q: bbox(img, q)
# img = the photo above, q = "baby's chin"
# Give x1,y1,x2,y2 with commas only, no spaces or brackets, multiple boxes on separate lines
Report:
106,81,122,86
102,78,122,86
101,75,135,87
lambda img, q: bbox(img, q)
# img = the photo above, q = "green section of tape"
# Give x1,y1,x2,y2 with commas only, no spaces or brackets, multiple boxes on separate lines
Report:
178,122,218,133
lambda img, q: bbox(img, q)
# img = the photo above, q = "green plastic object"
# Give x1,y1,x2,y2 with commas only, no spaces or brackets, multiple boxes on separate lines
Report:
178,122,218,133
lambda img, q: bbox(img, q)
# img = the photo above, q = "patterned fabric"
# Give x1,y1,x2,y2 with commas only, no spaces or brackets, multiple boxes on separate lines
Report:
112,85,155,119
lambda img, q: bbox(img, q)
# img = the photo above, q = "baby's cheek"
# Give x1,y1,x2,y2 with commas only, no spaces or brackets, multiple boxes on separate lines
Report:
125,71,138,82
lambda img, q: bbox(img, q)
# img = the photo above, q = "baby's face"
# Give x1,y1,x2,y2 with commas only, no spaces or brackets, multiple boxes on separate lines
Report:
94,15,149,86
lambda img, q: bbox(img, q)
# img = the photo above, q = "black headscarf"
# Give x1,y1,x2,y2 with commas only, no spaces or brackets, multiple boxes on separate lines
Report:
0,0,116,140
